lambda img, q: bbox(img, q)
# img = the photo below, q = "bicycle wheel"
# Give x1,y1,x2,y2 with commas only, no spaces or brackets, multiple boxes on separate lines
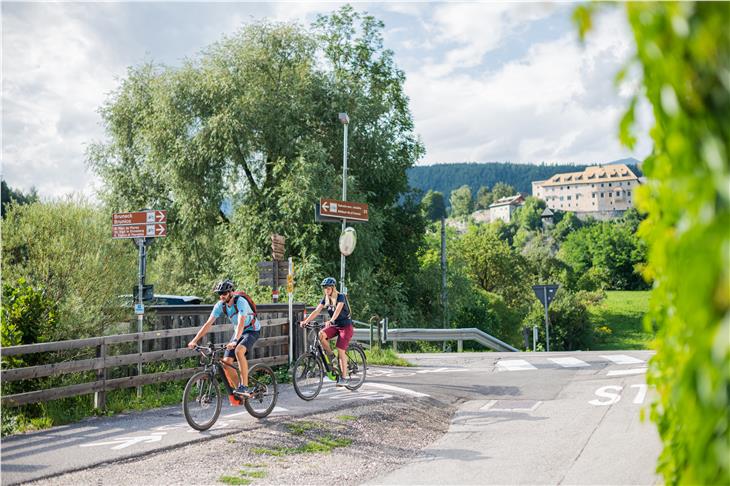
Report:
343,344,367,391
292,352,323,401
182,371,222,431
244,363,278,418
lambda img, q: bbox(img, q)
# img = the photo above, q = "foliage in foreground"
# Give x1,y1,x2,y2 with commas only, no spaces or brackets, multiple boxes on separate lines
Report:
578,2,730,483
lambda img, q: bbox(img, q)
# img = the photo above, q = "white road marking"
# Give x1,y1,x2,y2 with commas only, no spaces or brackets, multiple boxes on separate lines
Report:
607,368,647,376
80,432,166,450
481,400,542,412
497,359,537,371
601,354,644,365
364,382,430,397
548,357,590,368
589,385,623,406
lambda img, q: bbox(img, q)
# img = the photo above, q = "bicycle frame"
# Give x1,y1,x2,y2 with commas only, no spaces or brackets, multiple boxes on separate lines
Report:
199,346,244,405
304,322,340,376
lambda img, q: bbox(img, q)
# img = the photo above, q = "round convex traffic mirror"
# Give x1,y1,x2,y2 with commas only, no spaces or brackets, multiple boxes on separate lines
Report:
339,227,357,256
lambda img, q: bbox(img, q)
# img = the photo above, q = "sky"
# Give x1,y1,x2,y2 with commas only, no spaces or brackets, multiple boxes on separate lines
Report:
1,1,653,201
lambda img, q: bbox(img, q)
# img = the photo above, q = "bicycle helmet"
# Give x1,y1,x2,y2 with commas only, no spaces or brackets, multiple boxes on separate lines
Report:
212,279,235,294
320,277,337,287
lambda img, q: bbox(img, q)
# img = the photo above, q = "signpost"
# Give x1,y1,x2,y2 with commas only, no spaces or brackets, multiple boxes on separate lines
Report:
319,198,369,222
532,284,560,352
112,210,168,397
271,234,285,261
112,224,167,239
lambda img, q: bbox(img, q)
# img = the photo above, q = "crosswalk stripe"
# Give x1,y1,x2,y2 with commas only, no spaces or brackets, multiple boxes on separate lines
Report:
607,368,647,376
548,357,590,368
497,359,537,371
601,354,644,365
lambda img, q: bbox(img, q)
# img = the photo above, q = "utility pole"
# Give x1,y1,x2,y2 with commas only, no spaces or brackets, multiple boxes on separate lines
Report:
441,215,448,351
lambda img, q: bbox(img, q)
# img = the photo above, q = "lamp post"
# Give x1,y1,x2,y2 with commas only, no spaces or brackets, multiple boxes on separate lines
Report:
338,112,349,294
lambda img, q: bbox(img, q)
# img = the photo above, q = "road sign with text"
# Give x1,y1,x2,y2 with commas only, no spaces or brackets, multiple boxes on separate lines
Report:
319,198,369,222
112,210,167,239
112,223,167,239
113,210,167,225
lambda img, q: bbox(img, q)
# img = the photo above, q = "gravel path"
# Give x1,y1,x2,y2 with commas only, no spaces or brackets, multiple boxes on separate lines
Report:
30,397,455,486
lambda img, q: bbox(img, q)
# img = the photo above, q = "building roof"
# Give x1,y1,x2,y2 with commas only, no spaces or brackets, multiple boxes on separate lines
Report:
536,164,638,187
489,194,524,208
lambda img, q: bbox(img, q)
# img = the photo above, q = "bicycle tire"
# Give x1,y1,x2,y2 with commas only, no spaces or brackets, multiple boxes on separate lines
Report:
182,371,222,431
292,352,324,400
244,363,278,418
343,343,367,391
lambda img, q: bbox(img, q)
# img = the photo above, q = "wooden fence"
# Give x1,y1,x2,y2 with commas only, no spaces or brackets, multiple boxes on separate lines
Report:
0,303,307,409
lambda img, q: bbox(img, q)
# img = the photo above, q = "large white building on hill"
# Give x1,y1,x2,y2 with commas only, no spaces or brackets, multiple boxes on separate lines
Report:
532,163,640,218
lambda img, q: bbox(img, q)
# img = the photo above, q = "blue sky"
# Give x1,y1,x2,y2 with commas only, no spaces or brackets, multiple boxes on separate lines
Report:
1,1,652,200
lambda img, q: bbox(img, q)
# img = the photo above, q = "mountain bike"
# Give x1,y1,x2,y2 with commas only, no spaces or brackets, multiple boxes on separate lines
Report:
182,343,278,431
292,321,367,400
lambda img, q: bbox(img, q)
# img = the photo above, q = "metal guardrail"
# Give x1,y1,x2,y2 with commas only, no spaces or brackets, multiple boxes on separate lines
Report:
351,325,518,352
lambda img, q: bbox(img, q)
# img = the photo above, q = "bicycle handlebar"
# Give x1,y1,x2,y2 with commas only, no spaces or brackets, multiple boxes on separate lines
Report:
299,320,325,330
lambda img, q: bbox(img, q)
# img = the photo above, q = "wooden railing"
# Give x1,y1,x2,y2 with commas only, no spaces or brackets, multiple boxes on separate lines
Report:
0,303,307,409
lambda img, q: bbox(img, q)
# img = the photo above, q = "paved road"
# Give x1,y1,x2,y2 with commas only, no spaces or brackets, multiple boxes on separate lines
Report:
1,351,661,485
370,351,660,485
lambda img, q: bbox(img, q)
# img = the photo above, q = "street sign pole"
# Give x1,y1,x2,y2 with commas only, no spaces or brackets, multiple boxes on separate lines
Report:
339,113,349,294
532,284,559,352
543,287,550,352
288,257,294,364
135,238,146,398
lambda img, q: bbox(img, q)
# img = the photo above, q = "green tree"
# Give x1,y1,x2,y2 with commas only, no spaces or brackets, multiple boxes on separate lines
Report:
475,186,492,210
88,8,425,318
421,190,447,221
2,199,136,341
1,180,38,218
449,185,472,218
577,3,730,483
491,182,516,201
459,224,530,310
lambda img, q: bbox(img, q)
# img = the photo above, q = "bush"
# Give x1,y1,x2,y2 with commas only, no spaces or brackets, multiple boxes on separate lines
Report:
522,290,603,351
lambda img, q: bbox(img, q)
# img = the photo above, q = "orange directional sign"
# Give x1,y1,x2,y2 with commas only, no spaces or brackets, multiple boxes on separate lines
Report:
112,223,167,239
319,198,369,222
112,210,167,225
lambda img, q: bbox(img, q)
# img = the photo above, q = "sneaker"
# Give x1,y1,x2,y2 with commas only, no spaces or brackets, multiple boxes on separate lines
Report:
234,385,251,398
336,376,346,387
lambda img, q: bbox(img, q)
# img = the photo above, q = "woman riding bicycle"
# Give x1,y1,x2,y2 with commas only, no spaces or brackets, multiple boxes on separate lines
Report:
299,277,353,387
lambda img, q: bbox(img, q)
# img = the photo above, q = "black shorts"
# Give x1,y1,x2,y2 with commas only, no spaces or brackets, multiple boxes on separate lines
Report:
224,331,260,360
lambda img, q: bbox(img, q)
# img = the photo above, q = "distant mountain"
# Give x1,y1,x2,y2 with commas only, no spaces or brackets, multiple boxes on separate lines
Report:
407,158,642,201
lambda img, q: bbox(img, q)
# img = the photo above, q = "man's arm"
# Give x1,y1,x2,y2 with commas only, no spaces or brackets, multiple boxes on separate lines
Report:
188,315,216,348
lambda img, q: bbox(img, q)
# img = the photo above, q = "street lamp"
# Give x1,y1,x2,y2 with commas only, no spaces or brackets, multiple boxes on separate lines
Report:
338,112,349,294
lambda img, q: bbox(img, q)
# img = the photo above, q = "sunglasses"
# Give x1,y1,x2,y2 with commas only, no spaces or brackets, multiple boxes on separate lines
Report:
217,291,230,296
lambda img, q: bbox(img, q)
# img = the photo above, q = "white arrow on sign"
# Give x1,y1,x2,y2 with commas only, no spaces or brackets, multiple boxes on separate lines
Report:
80,432,165,450
321,201,330,211
155,210,165,222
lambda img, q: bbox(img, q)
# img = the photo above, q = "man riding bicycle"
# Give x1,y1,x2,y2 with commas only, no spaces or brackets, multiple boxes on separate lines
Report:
188,279,260,397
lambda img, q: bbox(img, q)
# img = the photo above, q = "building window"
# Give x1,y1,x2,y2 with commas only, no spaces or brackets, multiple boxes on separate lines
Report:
609,183,612,187
567,195,572,200
601,183,604,187
592,193,596,198
600,193,604,198
560,196,564,201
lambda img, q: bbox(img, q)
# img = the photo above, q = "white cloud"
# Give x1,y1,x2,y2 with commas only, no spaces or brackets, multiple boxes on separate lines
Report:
1,2,651,201
407,6,651,165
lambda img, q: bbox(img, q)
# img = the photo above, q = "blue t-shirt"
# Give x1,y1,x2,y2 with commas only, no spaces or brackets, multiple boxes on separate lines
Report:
210,295,261,332
320,293,352,327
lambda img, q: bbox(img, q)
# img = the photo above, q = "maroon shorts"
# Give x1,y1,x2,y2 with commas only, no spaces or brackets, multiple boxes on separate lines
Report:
321,324,354,350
